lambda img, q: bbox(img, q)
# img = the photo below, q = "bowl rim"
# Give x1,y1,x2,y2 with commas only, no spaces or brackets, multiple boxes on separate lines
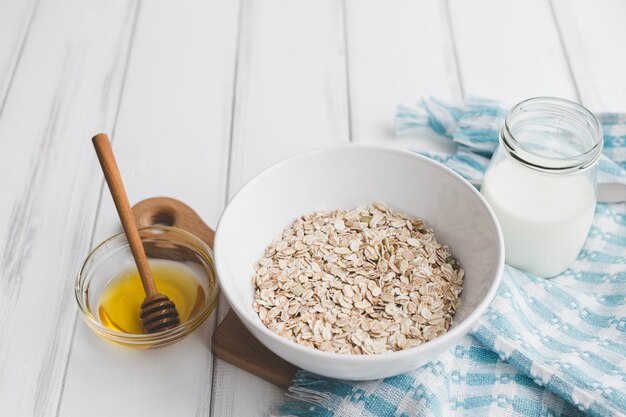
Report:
214,143,504,362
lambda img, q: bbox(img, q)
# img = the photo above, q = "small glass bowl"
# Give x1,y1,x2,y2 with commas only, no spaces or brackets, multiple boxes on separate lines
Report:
75,226,218,348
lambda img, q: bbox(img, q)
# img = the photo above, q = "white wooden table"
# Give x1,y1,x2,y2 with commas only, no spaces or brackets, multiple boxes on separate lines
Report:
1,1,624,416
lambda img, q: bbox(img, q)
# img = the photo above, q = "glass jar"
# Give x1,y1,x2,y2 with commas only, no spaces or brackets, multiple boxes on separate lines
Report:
480,97,602,278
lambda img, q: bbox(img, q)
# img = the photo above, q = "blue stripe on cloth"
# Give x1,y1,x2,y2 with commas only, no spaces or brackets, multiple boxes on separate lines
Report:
510,397,547,417
579,351,624,377
463,373,499,386
577,250,623,264
455,395,493,409
569,270,615,284
361,393,399,417
597,294,626,305
514,374,536,388
467,346,501,364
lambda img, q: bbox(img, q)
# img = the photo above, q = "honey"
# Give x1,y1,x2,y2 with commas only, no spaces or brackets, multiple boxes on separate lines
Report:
97,260,206,334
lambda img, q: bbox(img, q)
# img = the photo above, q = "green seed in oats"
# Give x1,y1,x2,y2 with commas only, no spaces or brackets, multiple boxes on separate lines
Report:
291,284,306,297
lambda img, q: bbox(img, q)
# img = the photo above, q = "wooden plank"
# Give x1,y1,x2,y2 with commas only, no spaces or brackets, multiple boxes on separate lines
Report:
0,0,140,415
57,1,240,416
345,0,461,153
0,0,39,111
211,0,350,415
448,0,577,104
552,0,626,112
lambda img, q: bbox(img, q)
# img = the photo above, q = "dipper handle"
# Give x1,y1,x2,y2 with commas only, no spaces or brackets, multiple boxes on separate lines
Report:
92,133,157,296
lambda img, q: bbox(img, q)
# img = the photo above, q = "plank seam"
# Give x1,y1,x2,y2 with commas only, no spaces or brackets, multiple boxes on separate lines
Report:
341,0,353,143
222,1,245,207
209,0,245,414
443,0,465,101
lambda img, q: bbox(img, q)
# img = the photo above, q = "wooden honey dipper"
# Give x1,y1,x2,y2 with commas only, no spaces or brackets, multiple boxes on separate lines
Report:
92,133,180,333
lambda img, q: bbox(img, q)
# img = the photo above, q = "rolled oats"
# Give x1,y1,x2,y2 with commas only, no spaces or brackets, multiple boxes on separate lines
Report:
252,202,464,354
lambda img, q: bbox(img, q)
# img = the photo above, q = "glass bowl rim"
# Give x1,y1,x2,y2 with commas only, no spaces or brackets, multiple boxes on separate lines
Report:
74,225,218,343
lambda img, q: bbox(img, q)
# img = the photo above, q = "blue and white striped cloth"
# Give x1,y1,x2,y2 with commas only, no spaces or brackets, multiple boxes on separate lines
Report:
278,98,626,417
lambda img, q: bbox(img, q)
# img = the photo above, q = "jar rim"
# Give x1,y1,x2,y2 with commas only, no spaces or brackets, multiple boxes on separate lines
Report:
501,96,603,174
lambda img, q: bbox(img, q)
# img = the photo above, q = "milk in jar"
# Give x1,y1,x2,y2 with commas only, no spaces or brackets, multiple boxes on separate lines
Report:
480,97,602,278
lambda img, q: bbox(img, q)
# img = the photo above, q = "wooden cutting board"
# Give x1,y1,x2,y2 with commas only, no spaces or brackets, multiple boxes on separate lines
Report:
132,197,297,390
212,310,297,389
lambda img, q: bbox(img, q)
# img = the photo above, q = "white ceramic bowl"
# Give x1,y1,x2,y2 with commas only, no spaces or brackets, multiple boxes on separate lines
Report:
214,145,504,380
